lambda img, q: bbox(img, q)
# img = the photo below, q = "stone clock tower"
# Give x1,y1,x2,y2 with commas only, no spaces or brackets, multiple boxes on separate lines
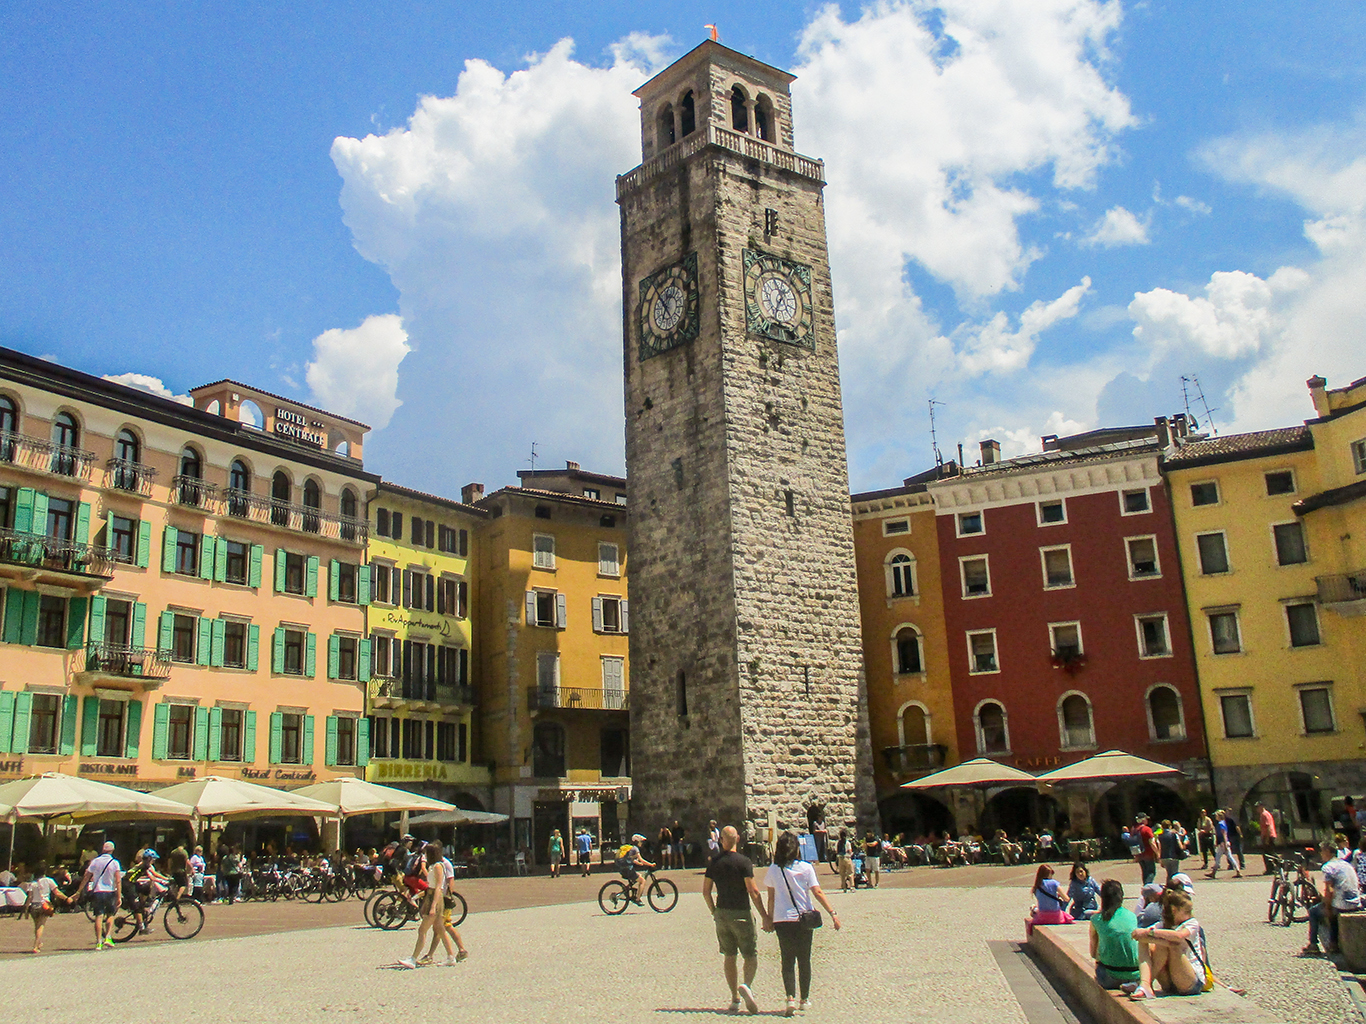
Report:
617,41,876,839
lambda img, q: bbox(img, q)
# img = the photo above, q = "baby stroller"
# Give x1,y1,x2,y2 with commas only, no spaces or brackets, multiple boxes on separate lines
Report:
851,854,872,889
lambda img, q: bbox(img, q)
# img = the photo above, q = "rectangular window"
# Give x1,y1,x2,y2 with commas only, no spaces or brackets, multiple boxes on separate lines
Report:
600,596,622,633
1273,522,1308,565
110,515,137,563
225,541,248,584
883,519,909,536
284,552,305,594
961,556,990,598
1037,499,1066,525
1208,611,1241,654
1127,537,1160,577
1299,687,1335,734
283,629,304,675
175,531,200,575
1136,614,1170,658
280,713,302,764
599,542,620,576
533,534,556,569
96,700,126,757
1041,546,1074,588
437,525,455,552
602,656,626,710
535,590,557,627
1286,603,1320,647
435,722,456,762
1121,488,1151,514
336,562,357,603
338,636,358,680
1190,481,1220,506
1051,622,1082,660
456,580,468,619
967,630,998,673
373,564,391,604
1353,440,1366,475
537,652,559,698
437,577,457,615
1220,693,1254,738
583,487,600,500
105,599,131,646
1265,470,1295,495
615,492,627,505
956,512,983,536
219,708,243,761
46,498,74,540
373,636,393,677
375,507,390,537
28,693,61,754
37,596,66,648
336,716,356,766
172,614,196,663
1196,532,1230,574
167,704,193,760
224,621,246,668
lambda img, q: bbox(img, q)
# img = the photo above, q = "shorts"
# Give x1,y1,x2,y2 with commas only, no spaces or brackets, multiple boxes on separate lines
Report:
91,891,119,916
578,850,592,864
404,876,430,896
1094,965,1139,989
550,853,562,865
713,909,758,960
1176,974,1205,996
172,871,188,888
864,856,881,872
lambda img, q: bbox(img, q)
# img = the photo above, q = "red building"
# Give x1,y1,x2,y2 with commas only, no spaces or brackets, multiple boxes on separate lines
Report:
927,428,1208,835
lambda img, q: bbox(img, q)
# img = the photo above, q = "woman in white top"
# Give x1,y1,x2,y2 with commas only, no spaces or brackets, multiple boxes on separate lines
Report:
23,864,69,954
399,843,456,968
764,831,841,1017
1127,889,1205,999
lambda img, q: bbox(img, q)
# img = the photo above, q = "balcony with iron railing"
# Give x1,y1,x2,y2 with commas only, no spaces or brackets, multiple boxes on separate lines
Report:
104,458,157,496
0,432,95,480
171,474,219,510
528,686,629,712
220,488,367,543
73,642,173,688
880,743,949,778
1317,570,1366,614
0,527,115,581
368,676,475,709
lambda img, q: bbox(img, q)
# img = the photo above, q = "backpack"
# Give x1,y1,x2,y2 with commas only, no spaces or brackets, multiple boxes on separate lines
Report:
616,845,635,866
403,852,425,879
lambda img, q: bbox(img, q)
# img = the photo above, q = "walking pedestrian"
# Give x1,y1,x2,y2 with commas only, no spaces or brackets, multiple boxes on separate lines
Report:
763,831,841,1017
220,845,244,903
399,842,456,968
673,820,687,869
1133,814,1159,886
1205,810,1241,879
1224,810,1246,874
835,829,854,892
22,863,70,953
658,824,673,873
862,831,881,888
548,829,564,878
1195,809,1214,870
575,828,594,876
708,820,721,858
703,825,769,1015
1158,820,1183,881
75,841,121,949
419,847,469,965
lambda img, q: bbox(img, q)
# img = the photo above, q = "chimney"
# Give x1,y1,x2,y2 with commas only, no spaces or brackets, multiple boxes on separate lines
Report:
1153,416,1170,449
461,482,485,504
1041,434,1060,452
1172,413,1188,439
1306,375,1330,418
566,460,580,472
979,439,1001,465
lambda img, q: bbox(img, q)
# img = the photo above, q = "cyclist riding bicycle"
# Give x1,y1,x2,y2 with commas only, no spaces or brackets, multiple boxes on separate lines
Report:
616,834,656,905
124,849,170,934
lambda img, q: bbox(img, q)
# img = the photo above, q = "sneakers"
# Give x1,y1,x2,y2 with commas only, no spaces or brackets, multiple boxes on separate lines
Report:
798,1000,811,1011
784,998,796,1017
397,956,418,969
728,1001,741,1015
456,949,469,962
738,983,759,1015
438,956,459,967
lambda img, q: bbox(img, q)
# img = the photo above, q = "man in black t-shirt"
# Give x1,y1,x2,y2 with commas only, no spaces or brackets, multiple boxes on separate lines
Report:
703,826,769,1015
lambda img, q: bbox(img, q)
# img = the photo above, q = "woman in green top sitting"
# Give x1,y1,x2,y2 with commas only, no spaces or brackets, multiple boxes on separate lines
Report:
1089,879,1141,990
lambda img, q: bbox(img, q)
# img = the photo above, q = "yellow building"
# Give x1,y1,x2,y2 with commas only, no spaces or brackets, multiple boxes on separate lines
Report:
852,470,960,839
1164,375,1366,843
472,462,629,862
362,481,491,809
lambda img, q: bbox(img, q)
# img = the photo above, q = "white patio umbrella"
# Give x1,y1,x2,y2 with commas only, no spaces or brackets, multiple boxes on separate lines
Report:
900,758,1038,790
291,777,455,818
1035,750,1184,783
154,775,336,820
405,808,509,826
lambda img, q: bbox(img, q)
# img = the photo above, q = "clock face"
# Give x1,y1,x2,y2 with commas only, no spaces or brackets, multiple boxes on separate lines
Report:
743,249,813,348
638,253,699,361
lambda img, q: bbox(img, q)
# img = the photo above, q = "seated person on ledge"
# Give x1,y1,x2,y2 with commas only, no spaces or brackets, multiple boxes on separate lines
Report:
1089,879,1140,990
1127,890,1207,1000
1026,863,1074,937
1306,838,1363,956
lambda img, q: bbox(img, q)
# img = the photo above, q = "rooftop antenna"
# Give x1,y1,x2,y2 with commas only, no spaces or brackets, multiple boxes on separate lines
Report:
528,440,540,472
928,399,945,467
705,24,719,41
1180,376,1219,435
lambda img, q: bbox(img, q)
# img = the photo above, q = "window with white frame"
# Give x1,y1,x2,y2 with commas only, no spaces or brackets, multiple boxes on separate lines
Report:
967,630,999,673
1136,614,1171,658
1126,536,1160,578
527,590,565,628
960,556,990,598
1218,691,1255,738
1297,684,1335,734
532,533,556,570
1147,685,1186,741
1058,693,1095,749
975,701,1009,753
1041,546,1074,588
592,595,627,634
882,518,909,536
598,542,620,576
1037,499,1066,525
956,511,983,536
1196,532,1230,574
898,703,930,747
894,626,923,675
1351,439,1366,475
1285,603,1320,647
1272,521,1308,565
1050,622,1082,660
601,656,626,710
1207,611,1241,655
1121,488,1151,514
886,551,916,599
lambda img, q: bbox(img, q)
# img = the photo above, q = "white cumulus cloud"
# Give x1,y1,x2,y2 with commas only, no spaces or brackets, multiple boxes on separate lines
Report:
1083,205,1149,247
955,277,1092,374
305,314,411,429
102,373,192,405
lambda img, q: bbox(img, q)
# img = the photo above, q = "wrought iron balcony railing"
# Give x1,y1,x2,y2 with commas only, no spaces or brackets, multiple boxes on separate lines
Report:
75,642,173,680
0,431,94,479
880,743,949,776
369,677,475,707
528,686,629,712
171,474,219,510
1317,570,1366,607
0,527,115,579
221,488,366,543
105,458,157,495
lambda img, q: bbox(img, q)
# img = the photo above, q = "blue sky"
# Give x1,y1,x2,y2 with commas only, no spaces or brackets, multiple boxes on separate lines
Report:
3,2,1364,494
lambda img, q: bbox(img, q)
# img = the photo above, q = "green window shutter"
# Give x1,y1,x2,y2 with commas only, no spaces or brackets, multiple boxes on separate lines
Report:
32,493,48,535
152,702,169,760
0,691,14,754
358,638,371,683
247,624,260,671
67,596,88,649
4,589,25,644
199,536,215,580
20,591,39,646
214,536,228,582
12,488,35,533
162,526,178,572
75,502,91,545
196,616,212,666
210,618,226,667
88,595,107,644
303,715,315,765
131,602,147,648
58,695,78,755
244,709,257,763
193,706,209,761
249,544,263,587
208,707,222,761
325,715,338,766
124,700,142,758
272,627,285,673
305,631,317,677
358,565,370,606
80,696,100,756
268,712,282,764
305,556,319,598
327,633,340,679
356,717,370,768
136,520,152,568
158,611,174,655
274,549,286,592
329,560,340,601
11,693,32,754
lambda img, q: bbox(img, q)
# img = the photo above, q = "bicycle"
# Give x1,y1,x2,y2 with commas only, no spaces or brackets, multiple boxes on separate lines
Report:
370,883,468,930
1266,855,1295,926
598,868,679,915
110,888,205,943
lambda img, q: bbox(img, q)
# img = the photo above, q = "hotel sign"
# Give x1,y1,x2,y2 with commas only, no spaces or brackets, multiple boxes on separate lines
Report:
274,407,328,448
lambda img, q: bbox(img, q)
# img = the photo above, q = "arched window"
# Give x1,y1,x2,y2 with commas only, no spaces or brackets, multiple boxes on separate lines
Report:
239,400,263,429
1058,693,1095,749
657,103,675,149
271,471,291,527
679,90,696,137
175,446,203,506
113,428,140,490
895,626,923,675
885,551,916,598
755,95,773,142
975,701,1008,754
228,459,251,517
302,478,321,534
179,446,201,479
0,395,16,461
1147,685,1186,741
730,86,749,133
340,488,358,541
51,412,80,475
532,722,566,778
898,702,930,747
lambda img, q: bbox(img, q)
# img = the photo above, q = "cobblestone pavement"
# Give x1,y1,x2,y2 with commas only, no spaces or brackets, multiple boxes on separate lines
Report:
0,862,1353,1024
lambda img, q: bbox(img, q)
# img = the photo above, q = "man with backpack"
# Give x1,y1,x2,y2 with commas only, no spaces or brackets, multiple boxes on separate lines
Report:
616,834,656,904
